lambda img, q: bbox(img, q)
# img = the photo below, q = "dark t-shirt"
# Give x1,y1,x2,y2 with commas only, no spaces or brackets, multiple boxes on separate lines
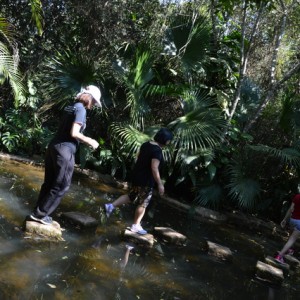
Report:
52,102,86,152
131,141,163,188
292,194,300,219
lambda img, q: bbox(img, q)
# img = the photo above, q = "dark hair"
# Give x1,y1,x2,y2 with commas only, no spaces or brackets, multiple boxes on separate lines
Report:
154,128,173,146
76,93,93,108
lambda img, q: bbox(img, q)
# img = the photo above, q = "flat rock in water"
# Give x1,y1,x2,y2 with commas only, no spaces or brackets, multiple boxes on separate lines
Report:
206,241,233,261
123,229,154,248
283,254,300,270
25,220,63,241
265,256,290,276
255,260,284,286
61,211,98,227
154,227,187,245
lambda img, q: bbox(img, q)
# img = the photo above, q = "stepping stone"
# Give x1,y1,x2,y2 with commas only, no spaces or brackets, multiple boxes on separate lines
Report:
206,241,233,261
123,229,154,248
255,260,284,286
265,256,290,276
154,227,187,245
61,212,98,228
25,220,63,241
284,254,300,270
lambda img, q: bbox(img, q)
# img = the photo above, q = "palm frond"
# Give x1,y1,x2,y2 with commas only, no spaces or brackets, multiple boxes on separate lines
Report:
226,162,261,210
109,123,174,164
109,123,150,159
194,184,223,209
0,17,15,44
0,42,25,105
166,13,211,74
248,144,300,168
29,0,44,36
169,91,226,151
131,50,154,89
40,50,102,107
114,49,154,129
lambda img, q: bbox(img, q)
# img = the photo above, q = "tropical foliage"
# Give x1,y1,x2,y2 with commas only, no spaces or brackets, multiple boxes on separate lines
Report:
0,0,299,221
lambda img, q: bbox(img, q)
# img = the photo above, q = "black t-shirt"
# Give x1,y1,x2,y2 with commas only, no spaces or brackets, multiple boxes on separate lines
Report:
52,102,86,152
131,141,163,188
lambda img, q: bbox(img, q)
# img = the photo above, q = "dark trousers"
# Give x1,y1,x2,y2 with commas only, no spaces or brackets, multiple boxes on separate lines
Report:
34,142,75,217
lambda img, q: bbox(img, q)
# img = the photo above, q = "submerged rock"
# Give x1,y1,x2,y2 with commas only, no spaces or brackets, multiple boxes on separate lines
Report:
283,254,300,270
61,211,98,228
154,227,187,245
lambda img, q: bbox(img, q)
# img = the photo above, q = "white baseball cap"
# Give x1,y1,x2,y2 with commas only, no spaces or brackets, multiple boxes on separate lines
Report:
77,85,102,107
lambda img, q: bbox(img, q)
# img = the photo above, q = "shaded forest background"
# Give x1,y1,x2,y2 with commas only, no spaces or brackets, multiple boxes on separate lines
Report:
0,0,299,222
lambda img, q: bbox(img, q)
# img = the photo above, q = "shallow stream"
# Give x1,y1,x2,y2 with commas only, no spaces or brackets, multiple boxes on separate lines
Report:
0,158,299,299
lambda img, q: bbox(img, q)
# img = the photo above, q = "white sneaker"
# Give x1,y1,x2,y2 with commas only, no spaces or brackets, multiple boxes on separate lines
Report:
126,244,134,251
130,224,147,235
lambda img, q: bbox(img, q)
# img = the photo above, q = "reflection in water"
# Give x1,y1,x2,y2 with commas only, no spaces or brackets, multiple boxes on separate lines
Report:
0,158,297,299
268,287,275,300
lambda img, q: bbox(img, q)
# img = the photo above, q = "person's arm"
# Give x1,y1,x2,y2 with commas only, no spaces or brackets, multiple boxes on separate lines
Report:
151,158,164,195
71,122,99,150
281,203,294,228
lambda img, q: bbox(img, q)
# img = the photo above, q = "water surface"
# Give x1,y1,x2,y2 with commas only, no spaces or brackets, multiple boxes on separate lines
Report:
0,158,299,300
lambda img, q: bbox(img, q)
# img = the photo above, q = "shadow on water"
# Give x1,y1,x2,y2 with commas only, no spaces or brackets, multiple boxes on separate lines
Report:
0,159,299,299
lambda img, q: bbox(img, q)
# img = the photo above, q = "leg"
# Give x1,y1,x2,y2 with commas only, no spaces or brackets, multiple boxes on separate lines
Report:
34,143,74,216
278,228,300,256
133,205,146,225
112,194,130,207
130,187,152,235
105,194,130,218
35,146,56,209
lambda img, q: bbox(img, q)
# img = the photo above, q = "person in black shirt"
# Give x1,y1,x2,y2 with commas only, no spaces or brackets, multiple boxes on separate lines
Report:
30,85,101,225
105,128,173,235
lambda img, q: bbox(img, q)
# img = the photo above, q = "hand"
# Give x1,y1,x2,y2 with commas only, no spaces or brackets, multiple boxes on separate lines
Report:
280,219,287,229
90,139,99,150
158,183,164,196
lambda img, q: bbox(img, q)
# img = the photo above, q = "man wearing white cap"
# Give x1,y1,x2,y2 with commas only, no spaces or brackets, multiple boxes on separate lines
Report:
30,85,101,225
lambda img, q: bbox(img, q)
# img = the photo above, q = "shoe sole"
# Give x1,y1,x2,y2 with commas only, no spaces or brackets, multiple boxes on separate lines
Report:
275,258,284,264
30,214,52,225
130,228,147,235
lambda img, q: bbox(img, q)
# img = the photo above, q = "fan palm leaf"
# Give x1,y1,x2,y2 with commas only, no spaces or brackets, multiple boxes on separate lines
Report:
40,50,102,107
226,161,261,210
109,123,150,159
169,90,226,151
195,183,223,209
109,123,173,163
248,144,300,168
165,13,211,78
114,49,154,129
